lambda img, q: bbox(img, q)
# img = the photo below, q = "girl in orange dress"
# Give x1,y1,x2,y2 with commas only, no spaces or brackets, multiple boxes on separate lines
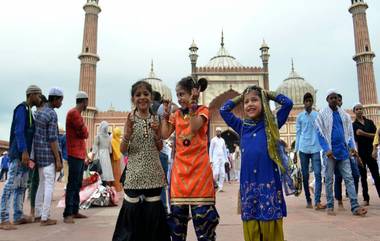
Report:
162,76,219,241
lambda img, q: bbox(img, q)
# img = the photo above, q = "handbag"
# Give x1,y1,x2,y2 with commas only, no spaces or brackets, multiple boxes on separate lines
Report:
89,159,102,175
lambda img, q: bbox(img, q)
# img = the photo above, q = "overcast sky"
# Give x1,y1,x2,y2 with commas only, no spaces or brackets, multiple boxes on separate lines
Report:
0,0,379,141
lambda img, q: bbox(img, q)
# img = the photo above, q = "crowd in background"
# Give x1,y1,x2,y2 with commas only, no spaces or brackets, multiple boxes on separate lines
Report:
0,80,380,241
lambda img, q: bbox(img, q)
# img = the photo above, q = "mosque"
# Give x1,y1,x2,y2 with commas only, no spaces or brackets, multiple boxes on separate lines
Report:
78,0,379,151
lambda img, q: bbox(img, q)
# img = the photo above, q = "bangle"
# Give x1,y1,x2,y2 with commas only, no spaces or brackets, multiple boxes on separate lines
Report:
232,95,242,104
266,91,278,100
162,112,170,121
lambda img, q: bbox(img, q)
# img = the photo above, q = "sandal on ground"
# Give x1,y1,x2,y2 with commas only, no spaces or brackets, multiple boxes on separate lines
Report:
315,203,327,210
353,207,367,217
13,216,33,225
0,221,17,230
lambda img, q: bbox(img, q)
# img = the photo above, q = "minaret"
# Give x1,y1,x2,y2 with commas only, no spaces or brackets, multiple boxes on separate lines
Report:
260,40,270,90
189,39,199,80
349,0,380,122
78,0,101,149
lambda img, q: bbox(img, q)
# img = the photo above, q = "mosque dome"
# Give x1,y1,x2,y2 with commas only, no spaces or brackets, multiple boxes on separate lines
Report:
204,32,243,68
142,61,173,100
276,61,316,108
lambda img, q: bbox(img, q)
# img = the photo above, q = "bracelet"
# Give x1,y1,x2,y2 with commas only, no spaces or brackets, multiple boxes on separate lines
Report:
266,91,278,100
162,112,170,121
232,95,242,104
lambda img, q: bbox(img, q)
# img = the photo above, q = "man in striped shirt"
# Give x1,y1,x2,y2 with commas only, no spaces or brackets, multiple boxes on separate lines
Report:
34,87,63,226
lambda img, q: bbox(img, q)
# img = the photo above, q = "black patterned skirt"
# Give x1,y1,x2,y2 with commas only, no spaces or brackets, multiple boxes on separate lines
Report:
112,188,170,241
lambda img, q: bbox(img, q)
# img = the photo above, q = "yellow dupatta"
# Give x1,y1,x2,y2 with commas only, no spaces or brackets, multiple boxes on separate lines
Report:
260,89,285,173
111,127,122,161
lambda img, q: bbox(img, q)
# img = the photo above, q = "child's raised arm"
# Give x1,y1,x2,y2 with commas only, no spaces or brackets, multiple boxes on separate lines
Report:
161,103,175,140
267,91,293,128
220,95,243,134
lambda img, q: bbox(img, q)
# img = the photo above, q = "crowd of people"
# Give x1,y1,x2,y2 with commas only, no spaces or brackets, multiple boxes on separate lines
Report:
295,90,380,217
0,78,379,241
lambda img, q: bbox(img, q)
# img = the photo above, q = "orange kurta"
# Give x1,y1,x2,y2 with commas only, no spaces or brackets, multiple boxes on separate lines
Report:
169,106,215,205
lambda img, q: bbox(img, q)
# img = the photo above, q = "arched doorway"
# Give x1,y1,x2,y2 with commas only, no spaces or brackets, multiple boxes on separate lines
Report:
221,130,239,153
208,89,244,139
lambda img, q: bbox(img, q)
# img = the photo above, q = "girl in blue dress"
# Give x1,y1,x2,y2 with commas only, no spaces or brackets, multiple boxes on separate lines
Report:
220,85,293,241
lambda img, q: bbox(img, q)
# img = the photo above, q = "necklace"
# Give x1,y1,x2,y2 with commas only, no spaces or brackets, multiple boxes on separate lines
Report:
244,119,260,127
178,110,194,146
135,110,149,119
134,110,151,138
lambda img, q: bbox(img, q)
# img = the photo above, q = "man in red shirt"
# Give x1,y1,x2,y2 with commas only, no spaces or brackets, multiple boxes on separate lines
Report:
63,91,89,224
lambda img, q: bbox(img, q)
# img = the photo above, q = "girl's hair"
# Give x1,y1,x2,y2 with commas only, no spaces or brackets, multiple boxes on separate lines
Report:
131,80,153,97
242,85,262,100
176,76,208,94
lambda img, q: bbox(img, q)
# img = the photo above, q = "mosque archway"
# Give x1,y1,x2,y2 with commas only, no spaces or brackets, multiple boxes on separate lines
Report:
221,130,239,153
208,89,244,139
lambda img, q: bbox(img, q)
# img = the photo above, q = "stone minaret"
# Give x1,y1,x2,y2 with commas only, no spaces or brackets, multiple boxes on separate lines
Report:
349,0,380,123
78,0,101,149
189,40,199,80
260,40,270,90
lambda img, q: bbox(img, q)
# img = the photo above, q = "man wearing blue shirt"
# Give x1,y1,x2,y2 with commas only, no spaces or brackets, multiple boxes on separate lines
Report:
315,90,367,216
295,93,326,210
333,95,360,210
0,85,41,230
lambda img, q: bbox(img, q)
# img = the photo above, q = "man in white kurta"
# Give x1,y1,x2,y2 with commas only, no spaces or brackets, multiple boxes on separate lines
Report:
209,127,228,192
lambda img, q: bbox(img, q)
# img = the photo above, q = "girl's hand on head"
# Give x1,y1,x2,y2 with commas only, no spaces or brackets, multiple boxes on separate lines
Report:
262,90,269,99
263,90,277,100
232,95,243,104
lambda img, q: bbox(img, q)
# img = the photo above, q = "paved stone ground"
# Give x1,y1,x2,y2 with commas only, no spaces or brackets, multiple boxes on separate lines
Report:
1,180,380,241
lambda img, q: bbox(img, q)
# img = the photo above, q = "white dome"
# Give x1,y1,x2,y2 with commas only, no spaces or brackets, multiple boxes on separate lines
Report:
276,65,316,108
142,62,172,100
205,46,243,68
204,33,243,68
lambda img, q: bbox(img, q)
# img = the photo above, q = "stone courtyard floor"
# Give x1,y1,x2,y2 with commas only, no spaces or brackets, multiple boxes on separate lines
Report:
1,180,380,241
